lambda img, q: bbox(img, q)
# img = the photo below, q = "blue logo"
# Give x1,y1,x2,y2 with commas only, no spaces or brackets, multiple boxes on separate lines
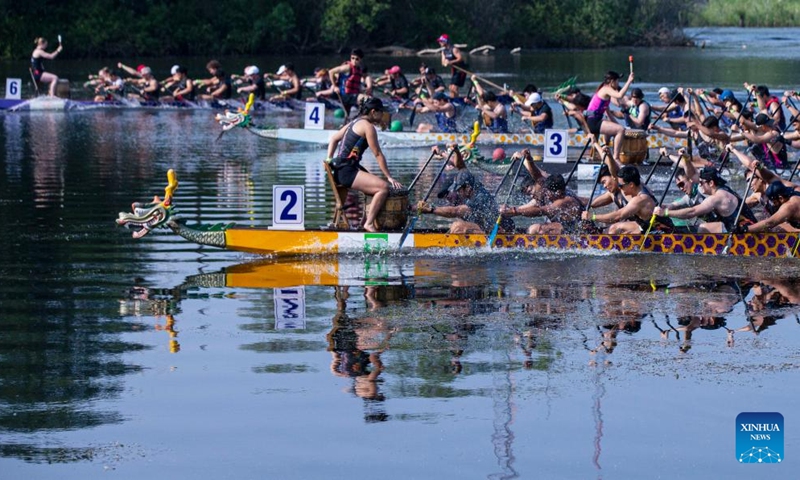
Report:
736,412,783,463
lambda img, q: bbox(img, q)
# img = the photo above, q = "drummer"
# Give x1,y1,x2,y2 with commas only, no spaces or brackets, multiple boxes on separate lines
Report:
326,98,403,233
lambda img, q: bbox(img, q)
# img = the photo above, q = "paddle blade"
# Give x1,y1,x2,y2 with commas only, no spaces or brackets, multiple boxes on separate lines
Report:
409,107,417,127
398,216,418,249
486,221,501,248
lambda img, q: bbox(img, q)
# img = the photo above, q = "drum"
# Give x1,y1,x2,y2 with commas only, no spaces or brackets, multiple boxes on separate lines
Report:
620,129,648,164
365,188,409,230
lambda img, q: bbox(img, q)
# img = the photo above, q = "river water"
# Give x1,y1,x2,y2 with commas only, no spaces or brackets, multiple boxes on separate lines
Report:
1,28,800,479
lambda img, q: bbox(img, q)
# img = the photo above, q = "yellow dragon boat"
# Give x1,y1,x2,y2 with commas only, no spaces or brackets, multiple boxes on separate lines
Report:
116,170,799,258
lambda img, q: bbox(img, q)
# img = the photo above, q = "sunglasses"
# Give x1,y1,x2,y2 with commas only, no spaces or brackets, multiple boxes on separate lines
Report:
676,180,686,189
617,181,629,187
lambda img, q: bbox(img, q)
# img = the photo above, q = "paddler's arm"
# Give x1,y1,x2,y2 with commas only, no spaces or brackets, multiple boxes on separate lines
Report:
747,203,794,232
650,123,687,138
726,145,759,172
418,201,469,218
500,199,547,218
365,125,402,189
654,195,718,220
589,191,613,209
583,194,645,224
117,63,141,78
447,144,465,169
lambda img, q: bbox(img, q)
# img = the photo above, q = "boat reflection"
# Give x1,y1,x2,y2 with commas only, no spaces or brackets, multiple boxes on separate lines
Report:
119,255,800,477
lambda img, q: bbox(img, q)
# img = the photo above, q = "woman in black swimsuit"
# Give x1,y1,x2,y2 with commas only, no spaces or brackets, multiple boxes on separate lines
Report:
326,98,403,232
31,37,63,96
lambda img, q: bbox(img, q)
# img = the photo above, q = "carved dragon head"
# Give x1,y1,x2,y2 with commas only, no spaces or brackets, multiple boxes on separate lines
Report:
214,93,254,131
116,169,179,239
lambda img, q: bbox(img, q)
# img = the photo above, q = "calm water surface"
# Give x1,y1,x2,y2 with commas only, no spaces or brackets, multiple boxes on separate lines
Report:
1,29,800,479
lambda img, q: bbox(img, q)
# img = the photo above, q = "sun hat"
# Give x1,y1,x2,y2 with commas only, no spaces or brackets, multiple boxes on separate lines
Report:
244,65,260,75
658,87,670,95
276,65,287,75
524,92,543,106
170,65,180,75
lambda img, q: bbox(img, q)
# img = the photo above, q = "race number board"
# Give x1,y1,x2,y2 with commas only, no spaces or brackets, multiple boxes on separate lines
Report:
304,102,325,130
272,186,305,229
274,287,306,329
5,78,21,100
544,129,568,163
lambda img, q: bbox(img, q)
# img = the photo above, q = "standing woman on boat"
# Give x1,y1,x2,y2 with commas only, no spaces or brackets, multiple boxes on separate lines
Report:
31,37,63,96
585,70,634,164
326,98,403,233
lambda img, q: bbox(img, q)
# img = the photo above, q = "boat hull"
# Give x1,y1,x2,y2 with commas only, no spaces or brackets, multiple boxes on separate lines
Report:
170,224,799,257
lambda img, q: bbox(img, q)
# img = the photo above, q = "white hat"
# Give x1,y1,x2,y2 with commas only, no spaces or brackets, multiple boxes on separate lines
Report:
276,65,286,75
244,65,260,75
140,67,152,76
658,87,670,95
525,92,542,106
170,64,180,75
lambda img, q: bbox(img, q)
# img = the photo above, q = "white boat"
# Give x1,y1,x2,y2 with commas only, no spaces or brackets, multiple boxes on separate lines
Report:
247,126,688,149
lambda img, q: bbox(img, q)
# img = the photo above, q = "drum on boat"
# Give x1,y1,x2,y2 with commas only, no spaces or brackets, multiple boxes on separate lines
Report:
365,188,409,230
619,129,648,164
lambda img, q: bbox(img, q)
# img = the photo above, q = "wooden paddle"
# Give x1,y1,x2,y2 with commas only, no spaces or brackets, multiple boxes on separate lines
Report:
398,148,455,248
450,64,505,91
487,156,525,248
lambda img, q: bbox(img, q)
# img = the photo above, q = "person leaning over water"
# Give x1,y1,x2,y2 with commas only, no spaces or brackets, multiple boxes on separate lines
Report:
31,37,63,96
500,172,584,234
326,98,402,233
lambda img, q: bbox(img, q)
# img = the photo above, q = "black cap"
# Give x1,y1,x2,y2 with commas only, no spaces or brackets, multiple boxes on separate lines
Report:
754,113,774,127
449,170,476,192
699,166,726,186
765,180,796,200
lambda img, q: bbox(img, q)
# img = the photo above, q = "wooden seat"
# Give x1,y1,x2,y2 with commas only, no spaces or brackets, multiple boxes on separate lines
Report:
28,68,40,97
323,161,351,230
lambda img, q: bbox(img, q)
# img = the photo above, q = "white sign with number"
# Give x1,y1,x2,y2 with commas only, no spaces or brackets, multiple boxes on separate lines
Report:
304,102,325,130
544,129,569,163
274,287,306,329
5,78,21,100
272,185,305,229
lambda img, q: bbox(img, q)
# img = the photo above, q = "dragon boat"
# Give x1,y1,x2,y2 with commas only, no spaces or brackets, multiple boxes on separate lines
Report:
116,170,800,258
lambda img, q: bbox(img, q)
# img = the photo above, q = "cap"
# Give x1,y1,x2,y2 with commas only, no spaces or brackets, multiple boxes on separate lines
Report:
170,65,180,75
432,91,448,101
437,34,450,44
765,180,796,200
140,67,152,76
754,113,774,127
658,87,670,95
630,88,644,99
699,166,726,185
276,65,287,75
136,64,146,73
388,66,401,75
424,67,435,75
244,65,260,75
719,89,734,102
449,170,476,192
492,148,506,162
524,92,543,106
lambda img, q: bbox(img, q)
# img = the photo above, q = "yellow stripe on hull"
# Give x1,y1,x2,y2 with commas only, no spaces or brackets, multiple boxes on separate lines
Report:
216,228,799,257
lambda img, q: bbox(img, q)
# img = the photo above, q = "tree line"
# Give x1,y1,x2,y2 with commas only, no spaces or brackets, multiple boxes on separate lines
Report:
2,0,794,60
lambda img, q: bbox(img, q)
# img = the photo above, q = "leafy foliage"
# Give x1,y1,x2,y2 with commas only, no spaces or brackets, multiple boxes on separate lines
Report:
0,0,700,59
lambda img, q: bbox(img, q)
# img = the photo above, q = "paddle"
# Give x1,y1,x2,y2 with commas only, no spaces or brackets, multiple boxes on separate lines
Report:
628,55,634,75
398,148,455,248
583,150,607,227
450,64,505,91
492,157,519,196
564,139,592,185
643,151,665,186
639,149,683,249
487,156,525,248
650,90,679,127
722,169,758,254
406,150,438,193
408,103,418,127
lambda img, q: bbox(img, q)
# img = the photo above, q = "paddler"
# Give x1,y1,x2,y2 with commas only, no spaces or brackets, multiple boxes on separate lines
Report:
471,76,508,134
654,166,756,233
326,98,402,233
416,169,513,234
735,180,800,234
582,164,674,234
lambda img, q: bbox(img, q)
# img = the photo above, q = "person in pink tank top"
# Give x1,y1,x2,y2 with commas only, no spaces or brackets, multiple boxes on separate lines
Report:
585,70,634,164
